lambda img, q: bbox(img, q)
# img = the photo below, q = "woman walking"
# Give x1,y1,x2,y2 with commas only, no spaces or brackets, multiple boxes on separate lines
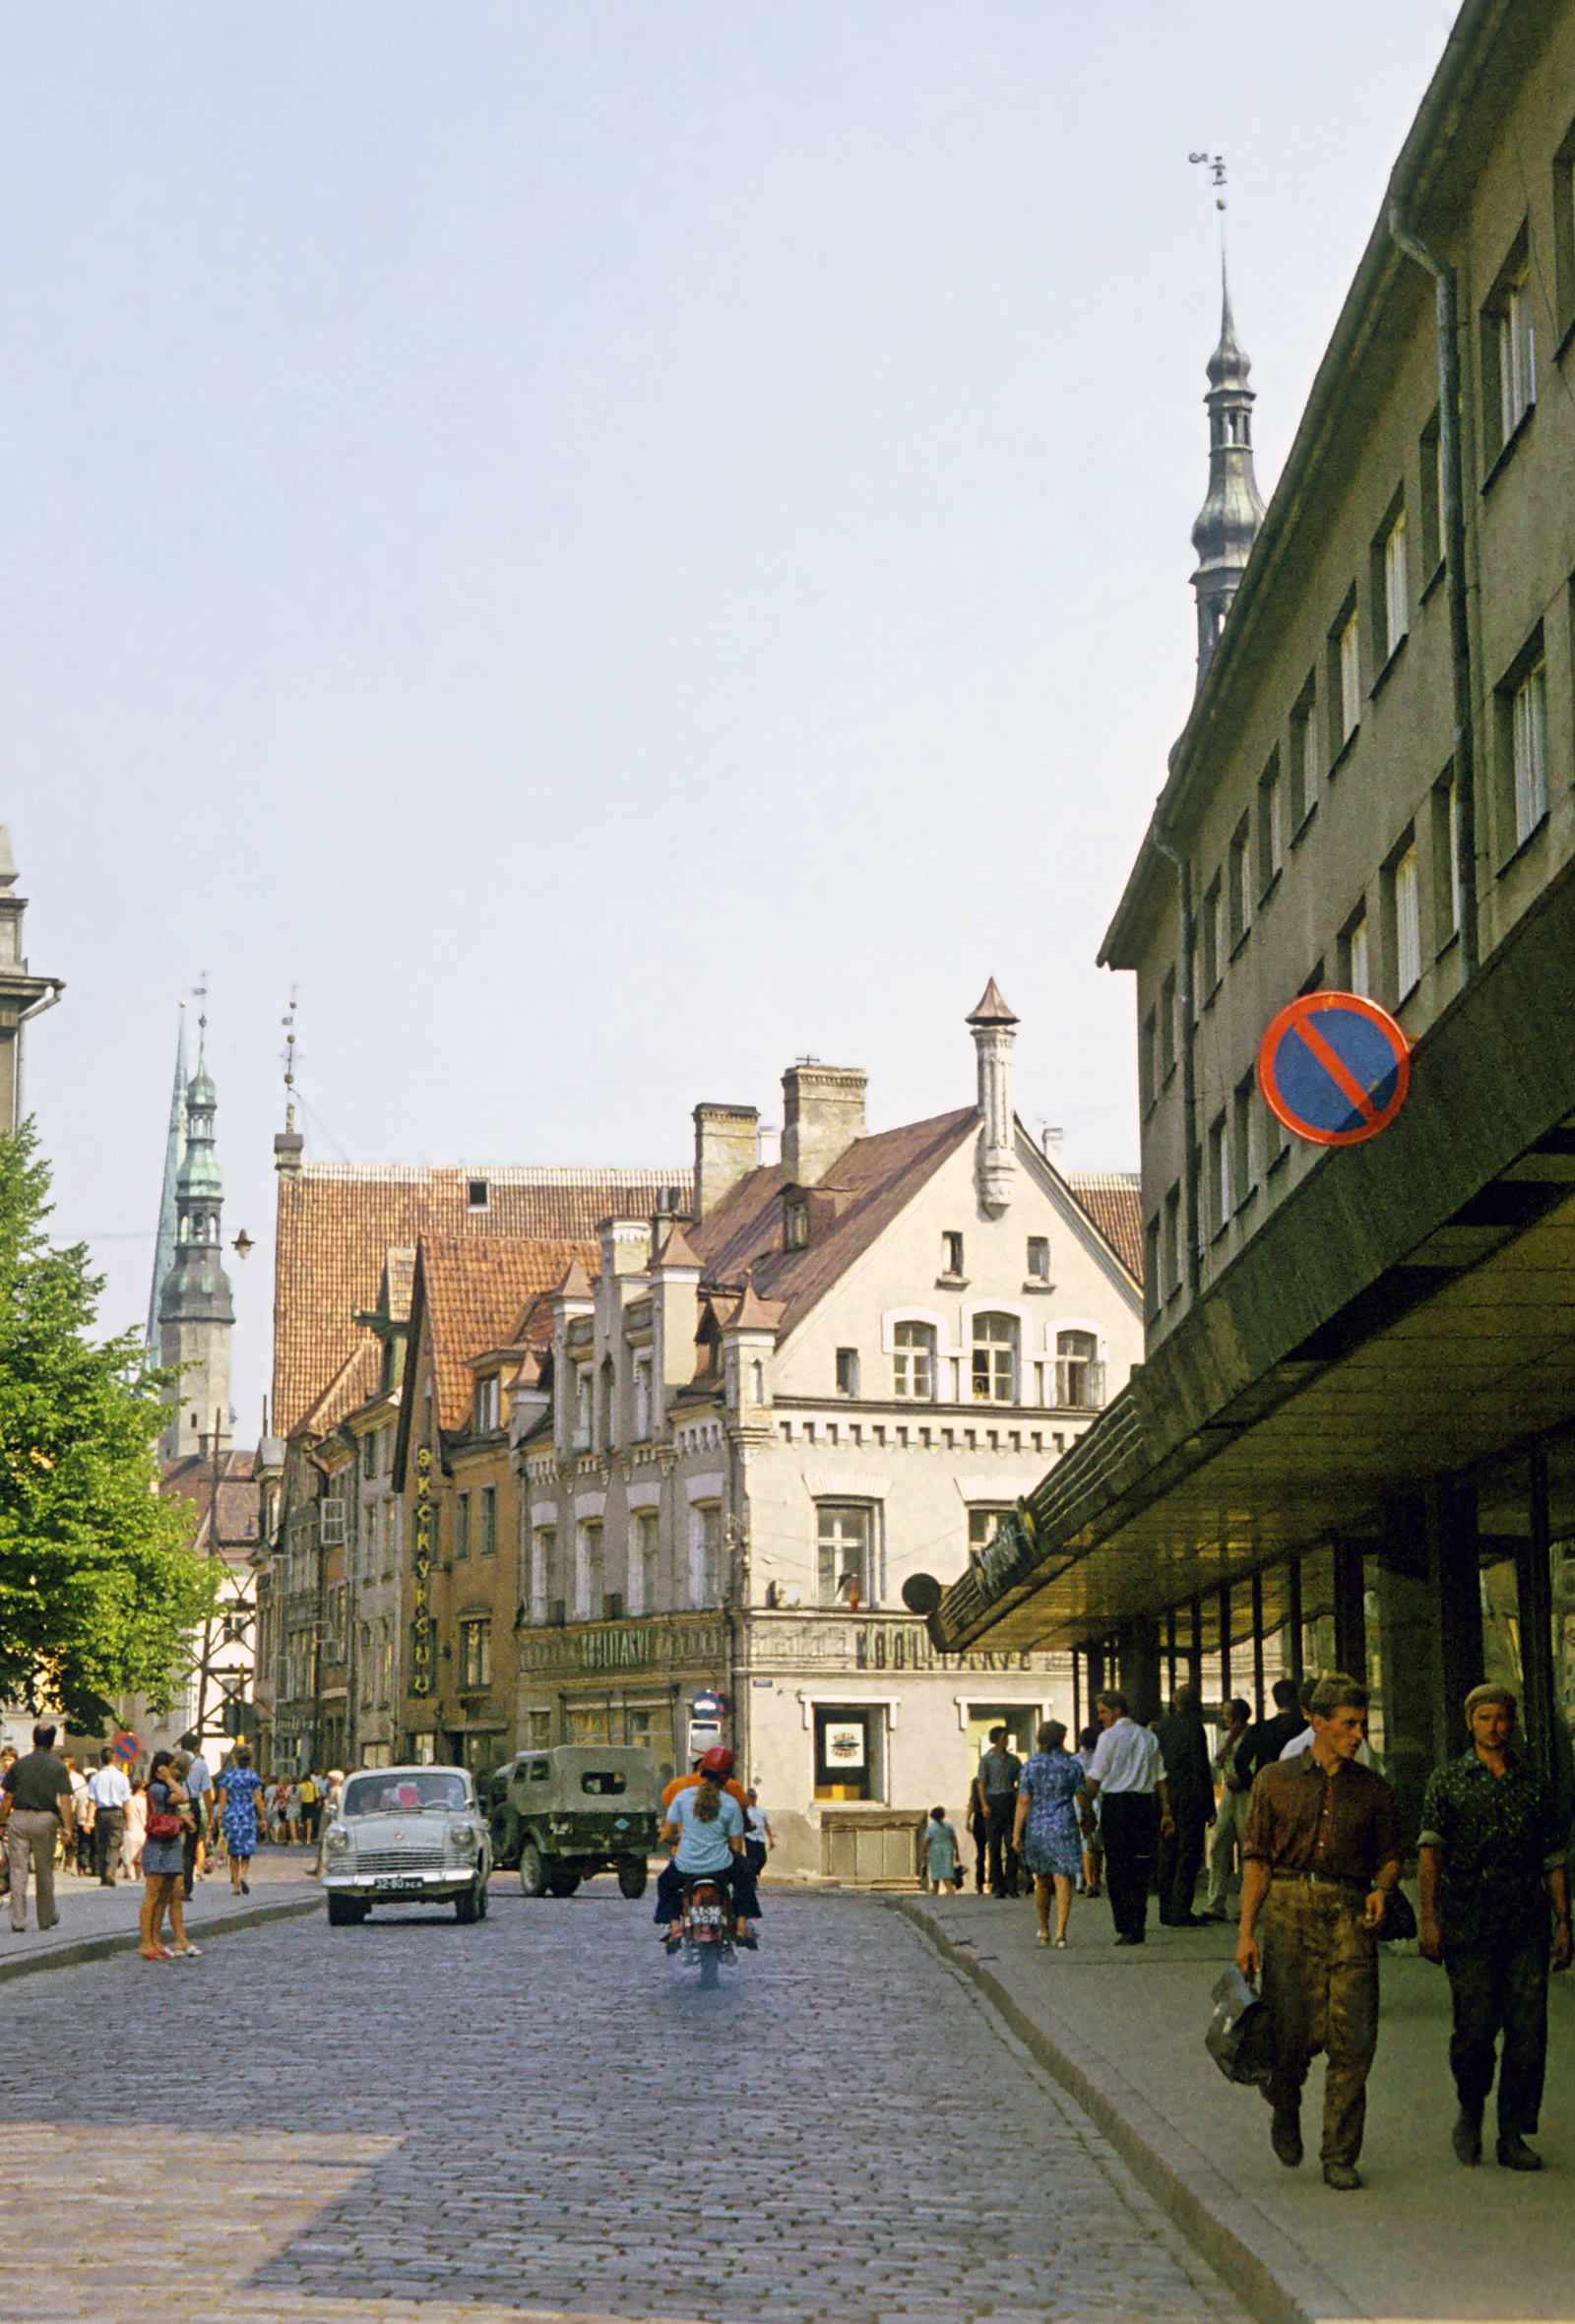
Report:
140,1751,198,1960
217,1746,265,1896
918,1806,963,1895
123,1775,148,1880
1014,1721,1085,1948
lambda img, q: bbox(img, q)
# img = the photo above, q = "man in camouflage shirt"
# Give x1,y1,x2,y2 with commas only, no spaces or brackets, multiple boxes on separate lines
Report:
1418,1683,1572,2171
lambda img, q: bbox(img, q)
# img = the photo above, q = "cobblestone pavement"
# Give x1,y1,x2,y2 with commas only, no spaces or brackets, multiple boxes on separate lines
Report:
2,1890,1248,2324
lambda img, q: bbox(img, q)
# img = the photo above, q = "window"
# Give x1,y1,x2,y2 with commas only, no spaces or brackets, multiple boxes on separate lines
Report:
1140,1009,1158,1111
1342,908,1370,999
1144,1215,1161,1316
634,1509,660,1615
971,1311,1018,1403
941,1231,965,1277
1232,1072,1258,1206
1379,507,1408,661
532,1527,555,1621
1420,414,1444,575
1228,816,1251,946
1498,274,1536,444
835,1348,859,1398
968,1506,1011,1556
1333,603,1360,747
1160,970,1178,1079
454,1491,471,1562
1511,660,1549,845
784,1200,808,1250
1208,1110,1230,1236
478,1484,496,1558
363,1501,378,1582
892,1321,935,1401
1392,842,1421,998
573,1366,592,1450
817,1503,871,1606
1556,120,1575,343
1055,1330,1102,1410
1202,875,1225,993
1290,679,1318,827
691,1502,722,1605
475,1375,499,1433
1257,756,1284,893
578,1520,603,1619
1434,770,1463,940
460,1617,491,1690
1026,1235,1050,1283
1164,1184,1182,1302
633,1355,653,1440
467,1178,489,1212
362,1429,379,1483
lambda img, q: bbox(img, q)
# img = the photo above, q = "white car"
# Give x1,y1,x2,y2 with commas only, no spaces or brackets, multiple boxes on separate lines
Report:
322,1764,493,1925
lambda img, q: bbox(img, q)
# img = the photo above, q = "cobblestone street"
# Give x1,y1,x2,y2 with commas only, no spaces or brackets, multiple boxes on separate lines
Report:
2,1888,1246,2324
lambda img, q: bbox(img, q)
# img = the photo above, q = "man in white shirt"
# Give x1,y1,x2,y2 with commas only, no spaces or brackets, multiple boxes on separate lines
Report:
86,1748,131,1886
1279,1725,1382,1771
1082,1690,1175,1946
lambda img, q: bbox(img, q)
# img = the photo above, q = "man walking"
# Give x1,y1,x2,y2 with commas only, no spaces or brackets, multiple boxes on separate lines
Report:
1233,1678,1304,1790
2,1724,75,1932
976,1727,1023,1899
1082,1690,1173,1946
1237,1672,1402,2191
1418,1683,1572,2171
87,1748,131,1887
1206,1699,1253,1920
1153,1684,1214,1927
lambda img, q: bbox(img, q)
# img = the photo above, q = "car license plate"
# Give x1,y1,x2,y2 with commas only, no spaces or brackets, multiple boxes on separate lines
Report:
373,1875,424,1893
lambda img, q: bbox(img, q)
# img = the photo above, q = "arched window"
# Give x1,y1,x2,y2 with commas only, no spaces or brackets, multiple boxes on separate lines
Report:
892,1321,936,1401
971,1312,1018,1404
1055,1330,1103,1410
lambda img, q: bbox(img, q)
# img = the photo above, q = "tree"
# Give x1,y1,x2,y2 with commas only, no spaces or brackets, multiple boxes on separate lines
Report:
0,1121,217,1727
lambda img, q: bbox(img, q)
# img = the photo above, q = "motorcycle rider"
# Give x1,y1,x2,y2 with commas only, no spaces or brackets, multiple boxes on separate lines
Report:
654,1747,761,1941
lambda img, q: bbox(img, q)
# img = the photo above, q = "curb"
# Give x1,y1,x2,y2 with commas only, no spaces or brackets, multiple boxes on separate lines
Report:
0,1893,322,1985
891,1895,1358,2324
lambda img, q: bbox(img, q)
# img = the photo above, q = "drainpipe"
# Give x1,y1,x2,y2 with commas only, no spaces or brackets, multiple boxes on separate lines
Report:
1388,209,1479,981
1149,824,1202,1300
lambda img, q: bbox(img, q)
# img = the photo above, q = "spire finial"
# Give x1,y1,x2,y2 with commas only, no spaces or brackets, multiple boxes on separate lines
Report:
1187,179,1265,695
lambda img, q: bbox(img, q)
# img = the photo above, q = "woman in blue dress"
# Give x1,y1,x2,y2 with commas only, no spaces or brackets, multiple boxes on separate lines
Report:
1014,1720,1084,1948
217,1744,264,1897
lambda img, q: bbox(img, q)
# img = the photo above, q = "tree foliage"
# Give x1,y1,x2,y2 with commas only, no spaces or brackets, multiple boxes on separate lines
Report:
0,1122,217,1727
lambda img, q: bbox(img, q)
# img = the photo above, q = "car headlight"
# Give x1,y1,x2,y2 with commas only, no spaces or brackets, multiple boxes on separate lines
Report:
325,1827,352,1855
449,1822,479,1853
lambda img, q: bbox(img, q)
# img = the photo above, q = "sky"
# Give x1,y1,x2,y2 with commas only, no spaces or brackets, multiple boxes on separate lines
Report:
1,1,1462,1432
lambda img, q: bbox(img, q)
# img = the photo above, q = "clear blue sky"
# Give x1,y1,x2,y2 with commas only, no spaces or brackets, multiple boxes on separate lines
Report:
2,2,1459,1429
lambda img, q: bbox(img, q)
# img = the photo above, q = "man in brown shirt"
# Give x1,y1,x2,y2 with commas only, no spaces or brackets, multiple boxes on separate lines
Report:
1238,1672,1402,2190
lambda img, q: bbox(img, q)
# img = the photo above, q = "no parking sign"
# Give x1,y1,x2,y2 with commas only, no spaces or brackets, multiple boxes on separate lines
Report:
1258,993,1411,1148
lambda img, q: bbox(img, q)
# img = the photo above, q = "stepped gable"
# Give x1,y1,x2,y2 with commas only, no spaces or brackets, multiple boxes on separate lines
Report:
415,1237,594,1434
272,1162,689,1438
1066,1172,1143,1285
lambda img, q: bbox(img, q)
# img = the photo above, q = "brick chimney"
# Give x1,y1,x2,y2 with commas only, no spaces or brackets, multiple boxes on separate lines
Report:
781,1060,867,1186
693,1102,760,1218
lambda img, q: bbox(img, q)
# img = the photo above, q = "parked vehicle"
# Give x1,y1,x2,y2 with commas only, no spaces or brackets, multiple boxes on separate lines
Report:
321,1765,492,1925
666,1872,739,1989
486,1745,660,1898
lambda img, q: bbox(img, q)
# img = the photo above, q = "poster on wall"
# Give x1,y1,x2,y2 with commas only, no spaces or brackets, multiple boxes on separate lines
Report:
822,1721,866,1771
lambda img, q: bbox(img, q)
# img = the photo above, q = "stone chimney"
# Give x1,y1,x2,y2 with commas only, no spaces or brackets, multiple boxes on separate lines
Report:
781,1061,867,1186
693,1102,760,1218
967,979,1019,1214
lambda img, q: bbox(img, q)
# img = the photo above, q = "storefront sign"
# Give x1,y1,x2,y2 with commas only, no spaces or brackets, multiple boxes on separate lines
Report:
410,1445,433,1697
854,1619,1048,1673
822,1720,865,1770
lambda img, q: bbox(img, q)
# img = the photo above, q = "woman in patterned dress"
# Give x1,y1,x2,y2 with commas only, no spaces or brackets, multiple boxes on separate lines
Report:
217,1745,264,1896
1014,1721,1085,1949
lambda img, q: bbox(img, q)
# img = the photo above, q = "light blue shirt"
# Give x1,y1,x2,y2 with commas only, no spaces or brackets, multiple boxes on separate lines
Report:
668,1787,744,1874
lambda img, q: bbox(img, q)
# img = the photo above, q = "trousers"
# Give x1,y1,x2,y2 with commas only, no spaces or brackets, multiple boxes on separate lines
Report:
1100,1791,1160,1941
985,1798,1020,1896
6,1810,62,1931
1208,1790,1248,1911
1445,1931,1549,2138
93,1808,126,1884
1157,1800,1209,1923
1260,1880,1378,2166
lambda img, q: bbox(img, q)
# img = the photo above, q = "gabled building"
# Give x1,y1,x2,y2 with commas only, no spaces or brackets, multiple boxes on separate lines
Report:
515,989,1144,1877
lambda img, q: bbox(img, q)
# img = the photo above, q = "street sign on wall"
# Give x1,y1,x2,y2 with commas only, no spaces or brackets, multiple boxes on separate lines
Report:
1258,992,1411,1148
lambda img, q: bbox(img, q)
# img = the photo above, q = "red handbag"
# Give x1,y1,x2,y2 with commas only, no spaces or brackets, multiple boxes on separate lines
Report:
146,1810,180,1842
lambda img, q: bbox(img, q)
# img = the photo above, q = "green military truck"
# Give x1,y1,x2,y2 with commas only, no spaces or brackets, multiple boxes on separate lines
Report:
486,1744,661,1898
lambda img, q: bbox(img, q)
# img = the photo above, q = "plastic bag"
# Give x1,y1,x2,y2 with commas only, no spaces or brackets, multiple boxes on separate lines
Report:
1205,1966,1275,2089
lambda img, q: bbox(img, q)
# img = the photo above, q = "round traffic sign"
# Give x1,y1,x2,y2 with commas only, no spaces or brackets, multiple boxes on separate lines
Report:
1258,992,1411,1147
111,1730,140,1766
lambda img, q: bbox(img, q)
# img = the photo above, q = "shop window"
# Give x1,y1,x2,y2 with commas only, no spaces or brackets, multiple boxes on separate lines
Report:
813,1705,878,1801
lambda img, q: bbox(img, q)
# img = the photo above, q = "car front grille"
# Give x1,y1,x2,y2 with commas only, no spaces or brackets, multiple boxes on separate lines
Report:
352,1847,447,1875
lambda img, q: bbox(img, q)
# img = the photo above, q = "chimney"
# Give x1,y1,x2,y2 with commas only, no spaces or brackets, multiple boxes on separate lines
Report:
1041,1126,1064,1169
967,979,1019,1214
781,1060,867,1186
693,1103,760,1218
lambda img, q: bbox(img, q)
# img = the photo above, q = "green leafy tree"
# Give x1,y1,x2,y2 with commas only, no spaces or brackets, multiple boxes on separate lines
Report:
0,1121,217,1727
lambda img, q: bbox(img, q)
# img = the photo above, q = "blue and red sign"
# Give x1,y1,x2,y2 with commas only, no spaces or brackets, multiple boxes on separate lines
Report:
111,1730,140,1767
690,1690,729,1719
1258,993,1411,1148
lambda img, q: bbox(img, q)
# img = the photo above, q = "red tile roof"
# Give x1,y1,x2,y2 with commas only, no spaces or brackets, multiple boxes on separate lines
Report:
158,1446,260,1570
1066,1172,1144,1285
413,1237,596,1433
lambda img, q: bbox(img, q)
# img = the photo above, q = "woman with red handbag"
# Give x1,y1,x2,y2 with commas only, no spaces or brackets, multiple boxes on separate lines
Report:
140,1750,197,1960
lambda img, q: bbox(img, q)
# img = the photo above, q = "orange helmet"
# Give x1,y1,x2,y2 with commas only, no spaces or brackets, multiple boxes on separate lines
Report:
699,1746,734,1779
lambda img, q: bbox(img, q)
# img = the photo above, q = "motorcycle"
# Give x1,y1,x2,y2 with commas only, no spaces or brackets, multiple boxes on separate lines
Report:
668,1873,740,1988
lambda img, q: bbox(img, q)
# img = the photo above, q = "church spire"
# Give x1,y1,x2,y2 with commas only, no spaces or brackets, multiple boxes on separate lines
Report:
1190,258,1266,692
147,1007,188,1350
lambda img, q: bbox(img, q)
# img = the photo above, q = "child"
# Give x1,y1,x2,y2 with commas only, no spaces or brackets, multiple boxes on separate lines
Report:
918,1805,962,1896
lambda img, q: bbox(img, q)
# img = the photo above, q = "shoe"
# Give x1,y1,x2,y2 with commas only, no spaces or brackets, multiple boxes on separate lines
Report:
1271,2110,1303,2168
1496,2135,1543,2171
1322,2162,1362,2191
1452,2110,1482,2166
241,1880,250,1895
1054,1936,1068,1949
141,1947,174,1960
1113,1933,1145,1946
99,1878,116,1888
1036,1931,1050,1946
172,1944,203,1958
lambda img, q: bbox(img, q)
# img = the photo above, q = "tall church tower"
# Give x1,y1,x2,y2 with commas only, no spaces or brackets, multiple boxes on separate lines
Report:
1190,263,1266,692
147,1008,187,1350
158,1014,234,1461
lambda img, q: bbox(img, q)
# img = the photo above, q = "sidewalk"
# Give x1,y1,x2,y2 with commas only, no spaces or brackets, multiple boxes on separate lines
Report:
896,1887,1575,2324
1,1845,322,1980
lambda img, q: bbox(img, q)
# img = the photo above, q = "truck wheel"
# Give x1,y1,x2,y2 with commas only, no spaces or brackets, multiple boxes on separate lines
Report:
617,1857,649,1900
546,1867,581,1898
326,1892,363,1927
519,1843,547,1898
455,1878,483,1924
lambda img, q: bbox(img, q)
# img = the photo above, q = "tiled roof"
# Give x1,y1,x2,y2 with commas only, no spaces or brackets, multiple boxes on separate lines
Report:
272,1162,688,1437
414,1237,596,1433
158,1445,260,1569
1066,1172,1143,1285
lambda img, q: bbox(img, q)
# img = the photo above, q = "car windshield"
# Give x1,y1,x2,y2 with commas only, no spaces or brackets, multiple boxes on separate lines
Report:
342,1773,469,1817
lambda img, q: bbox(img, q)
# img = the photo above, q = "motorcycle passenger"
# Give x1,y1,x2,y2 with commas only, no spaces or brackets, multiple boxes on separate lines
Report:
654,1748,759,1940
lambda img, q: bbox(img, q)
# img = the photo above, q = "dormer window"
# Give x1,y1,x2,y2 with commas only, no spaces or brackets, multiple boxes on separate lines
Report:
785,1200,809,1250
467,1178,489,1212
475,1375,499,1433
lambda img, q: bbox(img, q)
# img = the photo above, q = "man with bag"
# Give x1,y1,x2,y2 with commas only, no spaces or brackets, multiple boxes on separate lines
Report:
1418,1683,1572,2171
1237,1672,1402,2191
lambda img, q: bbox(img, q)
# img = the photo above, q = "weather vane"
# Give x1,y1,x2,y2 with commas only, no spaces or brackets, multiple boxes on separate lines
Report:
1189,151,1228,210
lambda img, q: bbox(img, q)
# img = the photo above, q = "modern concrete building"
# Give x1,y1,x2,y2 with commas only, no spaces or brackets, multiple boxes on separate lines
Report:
930,0,1575,1839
